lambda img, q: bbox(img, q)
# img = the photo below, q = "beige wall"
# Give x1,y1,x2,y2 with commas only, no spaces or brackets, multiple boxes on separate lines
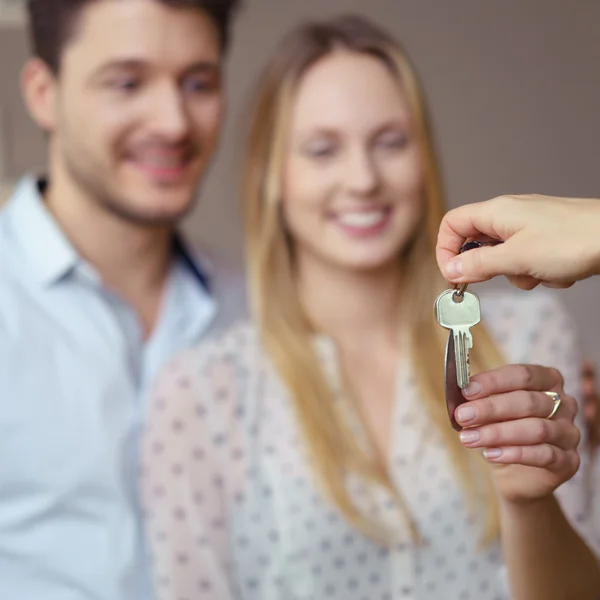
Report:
0,180,14,204
1,1,599,363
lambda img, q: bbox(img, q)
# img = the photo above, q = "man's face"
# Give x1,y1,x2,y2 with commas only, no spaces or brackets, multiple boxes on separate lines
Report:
47,0,224,225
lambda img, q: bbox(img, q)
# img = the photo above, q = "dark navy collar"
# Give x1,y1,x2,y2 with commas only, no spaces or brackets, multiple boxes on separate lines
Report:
172,233,211,294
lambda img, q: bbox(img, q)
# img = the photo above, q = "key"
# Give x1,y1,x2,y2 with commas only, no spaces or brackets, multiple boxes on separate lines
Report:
435,240,483,430
443,333,464,431
435,289,481,388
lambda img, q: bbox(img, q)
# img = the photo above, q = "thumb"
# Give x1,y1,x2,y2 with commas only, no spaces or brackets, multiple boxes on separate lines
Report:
443,241,525,283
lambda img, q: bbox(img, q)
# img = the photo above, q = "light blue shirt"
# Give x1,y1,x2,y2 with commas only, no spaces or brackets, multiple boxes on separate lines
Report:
0,176,218,600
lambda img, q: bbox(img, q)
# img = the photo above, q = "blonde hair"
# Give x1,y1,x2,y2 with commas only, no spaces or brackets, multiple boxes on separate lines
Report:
243,14,504,543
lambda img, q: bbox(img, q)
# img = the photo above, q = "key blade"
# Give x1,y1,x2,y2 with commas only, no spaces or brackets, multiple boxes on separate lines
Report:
455,330,465,388
445,333,467,431
454,329,472,389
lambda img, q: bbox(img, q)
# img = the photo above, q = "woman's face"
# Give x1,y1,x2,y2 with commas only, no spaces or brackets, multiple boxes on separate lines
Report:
282,51,424,273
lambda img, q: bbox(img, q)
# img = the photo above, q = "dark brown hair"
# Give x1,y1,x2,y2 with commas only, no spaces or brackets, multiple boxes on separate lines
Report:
27,0,242,73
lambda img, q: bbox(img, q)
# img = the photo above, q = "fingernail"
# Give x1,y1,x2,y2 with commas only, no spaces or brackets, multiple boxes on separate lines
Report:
457,405,476,422
483,448,503,459
444,258,463,279
459,429,480,444
463,382,482,397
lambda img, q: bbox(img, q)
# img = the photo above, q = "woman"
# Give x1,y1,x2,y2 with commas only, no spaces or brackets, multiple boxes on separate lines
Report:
141,14,600,599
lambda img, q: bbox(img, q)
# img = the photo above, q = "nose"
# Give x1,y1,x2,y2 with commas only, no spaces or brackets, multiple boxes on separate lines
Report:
148,82,190,141
345,148,380,197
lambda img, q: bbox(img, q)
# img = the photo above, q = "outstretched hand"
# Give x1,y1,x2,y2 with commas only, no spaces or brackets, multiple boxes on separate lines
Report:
436,194,600,290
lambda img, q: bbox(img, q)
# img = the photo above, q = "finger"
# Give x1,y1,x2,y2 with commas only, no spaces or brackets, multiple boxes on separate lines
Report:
582,378,595,394
480,446,579,472
443,241,533,284
582,360,594,378
436,204,492,268
507,274,540,290
463,364,563,399
458,417,580,451
541,280,575,289
455,390,577,427
437,198,518,253
436,201,515,280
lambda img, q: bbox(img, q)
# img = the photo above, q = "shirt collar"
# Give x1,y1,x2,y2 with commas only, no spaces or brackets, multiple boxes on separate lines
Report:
3,175,212,292
4,175,79,286
172,232,212,294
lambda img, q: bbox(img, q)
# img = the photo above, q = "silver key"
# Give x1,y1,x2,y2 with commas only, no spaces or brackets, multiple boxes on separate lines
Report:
434,289,481,388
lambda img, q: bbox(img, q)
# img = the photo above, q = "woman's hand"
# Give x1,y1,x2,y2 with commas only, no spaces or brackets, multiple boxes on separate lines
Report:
454,364,580,503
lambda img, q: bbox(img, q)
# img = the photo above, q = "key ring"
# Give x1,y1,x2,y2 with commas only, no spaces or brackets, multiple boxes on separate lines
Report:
453,283,468,302
543,391,562,419
452,241,482,303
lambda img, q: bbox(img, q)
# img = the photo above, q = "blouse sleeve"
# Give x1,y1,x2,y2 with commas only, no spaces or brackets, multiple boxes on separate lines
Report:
140,345,239,600
517,293,600,558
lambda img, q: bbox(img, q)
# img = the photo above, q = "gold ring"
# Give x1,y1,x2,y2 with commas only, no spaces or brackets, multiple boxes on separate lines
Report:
543,391,561,419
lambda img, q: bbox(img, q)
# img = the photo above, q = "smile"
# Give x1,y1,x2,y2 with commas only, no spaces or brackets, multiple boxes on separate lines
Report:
332,207,392,236
128,154,193,184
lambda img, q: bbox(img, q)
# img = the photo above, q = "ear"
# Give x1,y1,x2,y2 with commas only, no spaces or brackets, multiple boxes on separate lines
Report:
21,58,58,132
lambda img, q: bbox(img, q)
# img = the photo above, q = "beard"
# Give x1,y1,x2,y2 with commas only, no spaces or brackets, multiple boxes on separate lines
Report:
60,139,201,228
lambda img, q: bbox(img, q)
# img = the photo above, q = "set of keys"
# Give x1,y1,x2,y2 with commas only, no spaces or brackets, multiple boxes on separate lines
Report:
434,241,482,431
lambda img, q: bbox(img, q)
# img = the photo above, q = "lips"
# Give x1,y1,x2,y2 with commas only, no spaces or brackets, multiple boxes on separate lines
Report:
127,151,194,184
135,155,187,168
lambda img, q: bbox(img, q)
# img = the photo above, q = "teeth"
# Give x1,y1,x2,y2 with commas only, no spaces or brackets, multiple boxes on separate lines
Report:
337,210,386,228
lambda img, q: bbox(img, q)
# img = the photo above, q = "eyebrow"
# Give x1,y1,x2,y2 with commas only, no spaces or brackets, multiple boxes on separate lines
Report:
89,59,220,80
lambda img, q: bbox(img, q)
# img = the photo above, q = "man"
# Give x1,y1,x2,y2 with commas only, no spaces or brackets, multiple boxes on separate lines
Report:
0,1,242,599
436,193,600,289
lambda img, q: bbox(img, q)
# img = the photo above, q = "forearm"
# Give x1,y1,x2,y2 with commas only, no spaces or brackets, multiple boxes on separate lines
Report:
500,494,600,600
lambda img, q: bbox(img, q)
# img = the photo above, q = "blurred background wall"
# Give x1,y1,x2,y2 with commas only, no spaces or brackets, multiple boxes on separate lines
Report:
1,0,599,361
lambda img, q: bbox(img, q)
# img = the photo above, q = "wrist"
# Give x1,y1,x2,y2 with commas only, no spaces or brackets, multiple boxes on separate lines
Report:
498,493,559,519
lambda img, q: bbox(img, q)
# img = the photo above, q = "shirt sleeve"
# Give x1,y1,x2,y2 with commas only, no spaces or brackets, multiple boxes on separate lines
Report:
517,293,600,559
140,346,238,600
